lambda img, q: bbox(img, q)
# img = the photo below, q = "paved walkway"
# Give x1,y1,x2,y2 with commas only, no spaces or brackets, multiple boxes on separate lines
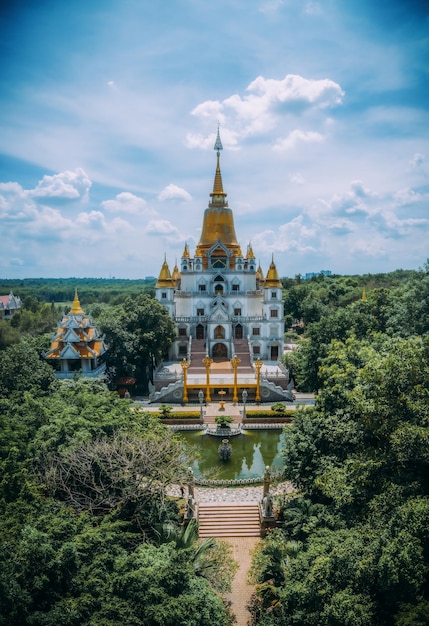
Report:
168,481,294,502
224,537,259,626
169,482,294,625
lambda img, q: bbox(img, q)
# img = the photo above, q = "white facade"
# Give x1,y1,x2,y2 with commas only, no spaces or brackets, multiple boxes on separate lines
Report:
156,136,284,364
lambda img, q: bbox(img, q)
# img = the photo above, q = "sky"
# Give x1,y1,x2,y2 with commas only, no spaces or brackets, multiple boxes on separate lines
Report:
0,0,428,280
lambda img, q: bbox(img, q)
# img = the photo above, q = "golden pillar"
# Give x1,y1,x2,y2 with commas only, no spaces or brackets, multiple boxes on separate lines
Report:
181,359,190,403
230,354,241,402
255,358,262,403
202,355,213,403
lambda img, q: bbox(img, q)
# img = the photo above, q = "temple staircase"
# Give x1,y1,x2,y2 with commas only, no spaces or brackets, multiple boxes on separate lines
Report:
232,339,254,374
198,502,260,538
188,338,207,374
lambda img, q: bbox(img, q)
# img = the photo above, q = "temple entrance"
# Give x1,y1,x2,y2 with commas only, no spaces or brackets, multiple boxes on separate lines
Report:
196,324,205,340
235,324,243,339
212,343,228,359
270,345,279,360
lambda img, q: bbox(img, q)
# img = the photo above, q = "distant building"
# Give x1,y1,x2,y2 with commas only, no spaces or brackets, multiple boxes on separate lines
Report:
44,290,107,379
302,270,332,280
0,292,22,319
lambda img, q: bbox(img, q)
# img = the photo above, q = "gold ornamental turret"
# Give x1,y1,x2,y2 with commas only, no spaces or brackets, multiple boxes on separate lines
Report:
156,255,173,288
195,128,241,262
264,256,282,288
70,289,84,315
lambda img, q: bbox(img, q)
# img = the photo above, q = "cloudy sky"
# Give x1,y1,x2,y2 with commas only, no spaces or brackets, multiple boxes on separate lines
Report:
1,0,428,279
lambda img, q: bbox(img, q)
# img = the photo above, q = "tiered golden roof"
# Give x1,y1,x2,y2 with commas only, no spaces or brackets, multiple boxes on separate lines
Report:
156,255,173,288
264,256,282,288
172,261,181,286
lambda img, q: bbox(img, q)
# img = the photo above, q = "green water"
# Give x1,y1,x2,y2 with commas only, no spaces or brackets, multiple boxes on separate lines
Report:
179,429,285,480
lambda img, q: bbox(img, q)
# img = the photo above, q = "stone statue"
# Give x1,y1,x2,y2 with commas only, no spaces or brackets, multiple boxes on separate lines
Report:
263,465,271,498
186,494,195,519
187,466,195,498
263,492,274,518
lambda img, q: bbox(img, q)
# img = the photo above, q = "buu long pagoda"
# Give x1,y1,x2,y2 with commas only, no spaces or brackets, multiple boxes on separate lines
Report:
152,129,293,404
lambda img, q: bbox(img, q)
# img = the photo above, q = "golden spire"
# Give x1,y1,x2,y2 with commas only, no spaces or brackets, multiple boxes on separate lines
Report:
247,243,255,259
210,126,227,206
156,255,173,288
182,242,190,259
264,255,282,288
70,289,84,315
195,127,241,261
361,287,367,302
256,261,265,283
172,260,181,285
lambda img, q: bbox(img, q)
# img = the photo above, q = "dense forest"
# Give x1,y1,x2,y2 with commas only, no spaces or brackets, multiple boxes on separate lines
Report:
0,265,428,625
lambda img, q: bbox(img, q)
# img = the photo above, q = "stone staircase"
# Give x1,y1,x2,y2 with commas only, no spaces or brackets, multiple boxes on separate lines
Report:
188,338,206,374
233,339,254,373
198,502,261,538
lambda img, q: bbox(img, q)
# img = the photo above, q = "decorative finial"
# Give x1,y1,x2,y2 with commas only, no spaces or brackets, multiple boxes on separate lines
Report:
214,124,223,154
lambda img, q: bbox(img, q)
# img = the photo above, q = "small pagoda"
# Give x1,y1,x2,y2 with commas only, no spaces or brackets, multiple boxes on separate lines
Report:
44,290,107,379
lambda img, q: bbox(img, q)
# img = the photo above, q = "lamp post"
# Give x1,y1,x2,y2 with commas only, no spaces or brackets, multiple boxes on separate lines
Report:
242,389,248,419
255,358,262,403
198,389,204,420
202,355,213,403
230,354,241,403
180,359,190,403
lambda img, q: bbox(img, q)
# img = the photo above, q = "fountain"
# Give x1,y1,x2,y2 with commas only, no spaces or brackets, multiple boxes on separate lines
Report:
218,438,233,461
180,429,285,480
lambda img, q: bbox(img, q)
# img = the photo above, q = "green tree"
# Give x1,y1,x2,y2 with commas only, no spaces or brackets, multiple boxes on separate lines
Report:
99,293,176,390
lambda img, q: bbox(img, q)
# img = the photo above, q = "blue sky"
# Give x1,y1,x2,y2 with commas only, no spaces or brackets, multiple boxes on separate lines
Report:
1,0,428,279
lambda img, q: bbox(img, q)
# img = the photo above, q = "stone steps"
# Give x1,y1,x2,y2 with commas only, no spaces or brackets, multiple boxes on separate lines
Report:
198,503,260,538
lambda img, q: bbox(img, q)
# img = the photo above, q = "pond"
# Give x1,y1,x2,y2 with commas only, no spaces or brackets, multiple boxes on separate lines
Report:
178,429,286,480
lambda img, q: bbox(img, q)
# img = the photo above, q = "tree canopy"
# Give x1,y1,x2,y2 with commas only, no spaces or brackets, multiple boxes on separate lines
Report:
249,334,429,626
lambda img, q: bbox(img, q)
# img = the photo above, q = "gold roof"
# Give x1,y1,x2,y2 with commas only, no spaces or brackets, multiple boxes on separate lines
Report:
156,255,173,288
172,262,181,285
264,256,282,288
70,289,84,315
195,130,241,258
256,262,265,282
182,243,190,259
247,243,255,259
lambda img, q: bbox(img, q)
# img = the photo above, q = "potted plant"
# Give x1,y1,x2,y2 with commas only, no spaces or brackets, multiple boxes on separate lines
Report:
215,415,234,430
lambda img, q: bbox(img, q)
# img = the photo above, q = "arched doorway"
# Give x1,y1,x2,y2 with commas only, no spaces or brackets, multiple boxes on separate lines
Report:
270,345,279,360
235,324,243,339
196,324,204,340
212,343,227,358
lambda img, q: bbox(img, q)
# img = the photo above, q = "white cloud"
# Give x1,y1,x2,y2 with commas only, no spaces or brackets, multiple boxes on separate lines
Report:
253,215,318,254
305,2,322,15
145,219,182,239
273,129,324,151
101,191,153,215
289,172,305,184
29,168,91,201
158,184,192,202
259,0,285,15
190,74,344,148
410,153,425,168
246,74,344,109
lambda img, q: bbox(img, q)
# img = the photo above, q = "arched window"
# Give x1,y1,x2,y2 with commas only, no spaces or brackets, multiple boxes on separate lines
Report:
214,325,225,339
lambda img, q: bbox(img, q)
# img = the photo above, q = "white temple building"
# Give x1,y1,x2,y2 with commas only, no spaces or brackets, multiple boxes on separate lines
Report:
152,131,292,404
